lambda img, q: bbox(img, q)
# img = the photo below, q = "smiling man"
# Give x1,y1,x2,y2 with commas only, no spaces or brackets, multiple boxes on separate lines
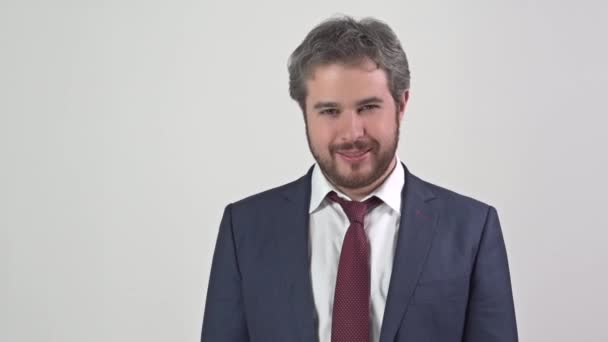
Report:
201,16,518,342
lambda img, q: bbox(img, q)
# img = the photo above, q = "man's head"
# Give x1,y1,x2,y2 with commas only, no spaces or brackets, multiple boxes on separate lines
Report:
287,16,410,193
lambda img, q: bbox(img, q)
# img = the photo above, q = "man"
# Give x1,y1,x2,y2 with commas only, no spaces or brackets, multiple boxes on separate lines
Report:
201,16,518,342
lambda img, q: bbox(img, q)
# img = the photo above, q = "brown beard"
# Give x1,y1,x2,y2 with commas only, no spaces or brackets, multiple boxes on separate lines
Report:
305,116,400,190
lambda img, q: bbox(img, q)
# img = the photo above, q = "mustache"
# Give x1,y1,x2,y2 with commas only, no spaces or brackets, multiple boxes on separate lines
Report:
330,139,377,153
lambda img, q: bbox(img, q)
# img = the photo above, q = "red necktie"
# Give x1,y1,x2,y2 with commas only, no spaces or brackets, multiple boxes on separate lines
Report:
327,191,382,342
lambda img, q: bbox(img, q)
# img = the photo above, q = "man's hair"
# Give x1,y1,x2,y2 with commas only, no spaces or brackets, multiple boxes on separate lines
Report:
288,15,410,112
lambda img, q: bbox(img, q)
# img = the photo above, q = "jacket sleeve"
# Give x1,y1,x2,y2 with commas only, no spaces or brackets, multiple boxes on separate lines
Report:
462,206,518,342
201,204,249,342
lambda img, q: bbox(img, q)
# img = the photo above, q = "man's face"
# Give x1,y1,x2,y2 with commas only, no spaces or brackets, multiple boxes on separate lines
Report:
304,58,407,190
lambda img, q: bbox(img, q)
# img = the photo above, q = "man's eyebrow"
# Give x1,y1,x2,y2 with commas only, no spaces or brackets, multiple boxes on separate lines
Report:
312,97,384,110
355,96,384,107
313,101,340,110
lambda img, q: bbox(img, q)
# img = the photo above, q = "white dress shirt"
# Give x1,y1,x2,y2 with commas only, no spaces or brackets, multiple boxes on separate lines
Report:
308,155,405,342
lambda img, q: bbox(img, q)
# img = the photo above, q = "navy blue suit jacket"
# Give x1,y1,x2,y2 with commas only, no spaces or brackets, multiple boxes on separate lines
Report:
202,163,518,341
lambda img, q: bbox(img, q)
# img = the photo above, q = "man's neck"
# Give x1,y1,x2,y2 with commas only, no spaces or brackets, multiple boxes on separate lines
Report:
334,156,397,201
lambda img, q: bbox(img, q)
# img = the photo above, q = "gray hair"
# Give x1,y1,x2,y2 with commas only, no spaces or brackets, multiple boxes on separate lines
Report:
288,15,410,112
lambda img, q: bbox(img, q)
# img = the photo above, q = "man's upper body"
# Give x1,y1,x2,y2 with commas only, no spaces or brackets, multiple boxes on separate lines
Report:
201,159,517,342
201,15,517,342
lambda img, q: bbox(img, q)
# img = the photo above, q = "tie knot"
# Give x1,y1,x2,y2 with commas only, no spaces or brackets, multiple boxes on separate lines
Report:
327,191,382,224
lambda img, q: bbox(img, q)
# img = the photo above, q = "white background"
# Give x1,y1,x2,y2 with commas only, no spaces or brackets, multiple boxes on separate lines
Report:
1,0,607,341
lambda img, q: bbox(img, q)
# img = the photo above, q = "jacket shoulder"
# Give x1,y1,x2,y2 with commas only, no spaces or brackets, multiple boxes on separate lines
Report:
413,173,494,223
228,172,308,212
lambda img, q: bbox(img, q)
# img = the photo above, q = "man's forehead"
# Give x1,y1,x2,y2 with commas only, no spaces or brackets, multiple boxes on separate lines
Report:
304,61,391,106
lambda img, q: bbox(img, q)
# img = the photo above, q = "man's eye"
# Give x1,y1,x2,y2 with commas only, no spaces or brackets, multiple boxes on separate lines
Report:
320,108,339,115
359,104,379,112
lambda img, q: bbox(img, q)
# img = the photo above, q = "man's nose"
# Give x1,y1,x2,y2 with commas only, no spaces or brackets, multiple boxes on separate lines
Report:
339,110,365,142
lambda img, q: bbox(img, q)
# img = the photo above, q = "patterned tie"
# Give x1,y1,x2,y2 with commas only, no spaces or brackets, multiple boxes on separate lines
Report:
327,191,383,342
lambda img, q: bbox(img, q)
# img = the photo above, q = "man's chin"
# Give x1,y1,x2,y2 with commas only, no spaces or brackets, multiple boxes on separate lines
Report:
335,159,373,174
330,168,376,189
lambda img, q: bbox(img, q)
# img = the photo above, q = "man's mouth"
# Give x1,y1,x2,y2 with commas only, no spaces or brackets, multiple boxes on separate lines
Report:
336,149,371,162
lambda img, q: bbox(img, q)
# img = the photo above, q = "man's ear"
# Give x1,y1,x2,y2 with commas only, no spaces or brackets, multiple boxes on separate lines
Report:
398,90,410,121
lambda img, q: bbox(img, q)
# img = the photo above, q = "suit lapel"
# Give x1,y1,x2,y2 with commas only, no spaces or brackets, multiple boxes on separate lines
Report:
273,163,440,342
275,166,317,342
379,162,440,342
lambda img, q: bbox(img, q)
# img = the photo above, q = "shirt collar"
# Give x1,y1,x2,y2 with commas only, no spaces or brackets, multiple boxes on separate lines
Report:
309,155,404,214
